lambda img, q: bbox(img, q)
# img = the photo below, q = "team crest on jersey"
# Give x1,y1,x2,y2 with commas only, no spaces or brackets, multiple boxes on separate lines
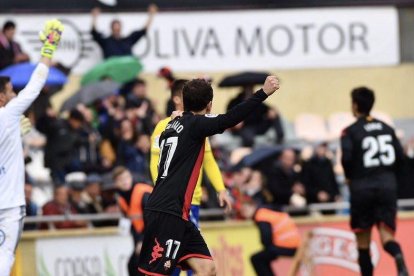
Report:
205,114,218,118
164,260,171,270
0,230,5,246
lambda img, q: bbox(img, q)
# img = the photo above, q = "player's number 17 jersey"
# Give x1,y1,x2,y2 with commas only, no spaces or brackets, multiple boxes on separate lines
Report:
145,90,268,220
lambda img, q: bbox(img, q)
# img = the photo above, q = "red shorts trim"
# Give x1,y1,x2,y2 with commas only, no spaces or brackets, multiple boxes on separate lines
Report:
352,227,371,233
178,253,213,263
138,267,168,276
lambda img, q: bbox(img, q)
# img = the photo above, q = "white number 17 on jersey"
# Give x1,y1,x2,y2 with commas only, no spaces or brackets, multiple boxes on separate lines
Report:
158,137,178,178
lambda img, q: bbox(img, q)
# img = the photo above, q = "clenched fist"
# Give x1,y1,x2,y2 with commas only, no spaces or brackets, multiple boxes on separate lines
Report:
262,76,280,96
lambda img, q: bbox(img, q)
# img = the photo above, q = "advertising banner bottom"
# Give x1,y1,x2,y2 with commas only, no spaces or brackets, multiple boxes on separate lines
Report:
13,213,414,276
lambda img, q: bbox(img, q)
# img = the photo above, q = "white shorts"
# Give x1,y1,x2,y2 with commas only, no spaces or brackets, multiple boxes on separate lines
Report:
0,206,25,276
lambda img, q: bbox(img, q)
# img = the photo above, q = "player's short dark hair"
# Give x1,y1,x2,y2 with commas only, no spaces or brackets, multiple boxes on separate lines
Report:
0,76,11,94
183,79,213,112
171,79,188,98
351,87,375,115
3,21,15,32
69,109,85,122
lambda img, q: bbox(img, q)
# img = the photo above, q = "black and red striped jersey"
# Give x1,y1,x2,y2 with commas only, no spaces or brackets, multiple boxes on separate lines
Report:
145,90,268,220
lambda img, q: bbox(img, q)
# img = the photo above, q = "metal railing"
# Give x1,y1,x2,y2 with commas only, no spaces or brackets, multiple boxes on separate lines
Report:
23,208,228,229
284,198,414,214
23,199,414,229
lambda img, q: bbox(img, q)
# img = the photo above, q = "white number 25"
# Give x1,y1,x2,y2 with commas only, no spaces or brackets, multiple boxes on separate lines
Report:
362,134,395,168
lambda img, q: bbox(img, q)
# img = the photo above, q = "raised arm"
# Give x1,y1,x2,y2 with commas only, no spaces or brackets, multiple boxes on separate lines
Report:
90,8,105,47
5,19,63,121
127,4,157,45
144,4,158,30
193,76,280,139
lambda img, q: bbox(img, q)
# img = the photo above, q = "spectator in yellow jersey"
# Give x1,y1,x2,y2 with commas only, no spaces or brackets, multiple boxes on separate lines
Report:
150,79,232,276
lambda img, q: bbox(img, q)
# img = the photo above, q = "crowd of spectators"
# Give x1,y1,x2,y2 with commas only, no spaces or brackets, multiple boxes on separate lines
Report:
2,8,414,231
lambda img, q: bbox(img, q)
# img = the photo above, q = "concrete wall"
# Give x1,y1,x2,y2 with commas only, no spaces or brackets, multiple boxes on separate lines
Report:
52,63,414,121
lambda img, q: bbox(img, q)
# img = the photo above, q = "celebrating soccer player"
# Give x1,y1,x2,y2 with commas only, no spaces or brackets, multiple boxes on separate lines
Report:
137,76,280,275
150,79,232,276
0,19,64,275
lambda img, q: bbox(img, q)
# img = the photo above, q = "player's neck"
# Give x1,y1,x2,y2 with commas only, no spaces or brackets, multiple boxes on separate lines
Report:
356,113,369,119
192,110,206,115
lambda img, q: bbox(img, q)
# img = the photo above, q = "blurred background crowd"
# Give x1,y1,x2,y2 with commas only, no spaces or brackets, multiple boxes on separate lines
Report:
1,4,414,231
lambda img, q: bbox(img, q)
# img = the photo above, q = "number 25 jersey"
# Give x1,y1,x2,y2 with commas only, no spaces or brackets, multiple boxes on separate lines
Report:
145,90,268,221
340,116,404,181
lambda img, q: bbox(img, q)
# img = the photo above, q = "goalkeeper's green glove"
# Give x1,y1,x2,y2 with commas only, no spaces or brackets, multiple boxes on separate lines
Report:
39,19,64,59
20,116,32,136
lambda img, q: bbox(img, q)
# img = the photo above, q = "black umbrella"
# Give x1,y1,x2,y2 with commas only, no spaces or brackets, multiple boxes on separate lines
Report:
239,146,283,168
219,72,270,88
233,145,303,171
61,80,120,111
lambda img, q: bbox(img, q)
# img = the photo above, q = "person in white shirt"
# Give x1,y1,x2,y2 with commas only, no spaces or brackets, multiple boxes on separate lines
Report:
0,19,64,275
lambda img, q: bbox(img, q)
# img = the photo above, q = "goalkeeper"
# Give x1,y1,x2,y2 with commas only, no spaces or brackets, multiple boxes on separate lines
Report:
0,19,63,275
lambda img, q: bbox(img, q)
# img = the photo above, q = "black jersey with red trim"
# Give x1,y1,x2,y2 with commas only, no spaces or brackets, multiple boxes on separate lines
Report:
340,117,404,182
145,89,269,220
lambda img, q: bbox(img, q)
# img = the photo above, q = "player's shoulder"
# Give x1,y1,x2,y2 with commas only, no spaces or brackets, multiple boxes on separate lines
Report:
341,120,358,137
372,118,395,132
158,117,172,128
361,117,396,135
153,117,171,134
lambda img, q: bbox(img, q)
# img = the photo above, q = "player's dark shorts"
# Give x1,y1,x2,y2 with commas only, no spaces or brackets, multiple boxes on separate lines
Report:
138,210,212,276
350,178,397,234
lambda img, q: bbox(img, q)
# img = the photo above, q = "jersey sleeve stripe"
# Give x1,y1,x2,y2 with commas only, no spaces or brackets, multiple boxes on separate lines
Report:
181,142,205,221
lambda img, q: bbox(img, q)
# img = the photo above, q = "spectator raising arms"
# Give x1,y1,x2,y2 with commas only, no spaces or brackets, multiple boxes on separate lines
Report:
91,4,158,58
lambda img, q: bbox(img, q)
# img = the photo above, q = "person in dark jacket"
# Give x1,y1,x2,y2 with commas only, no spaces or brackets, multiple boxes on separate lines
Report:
0,21,29,70
265,149,306,208
227,85,284,146
37,109,87,185
116,119,150,181
90,4,157,58
301,143,341,209
397,140,414,202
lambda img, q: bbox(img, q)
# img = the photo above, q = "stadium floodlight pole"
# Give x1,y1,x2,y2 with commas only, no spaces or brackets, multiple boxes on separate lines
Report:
0,19,64,276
